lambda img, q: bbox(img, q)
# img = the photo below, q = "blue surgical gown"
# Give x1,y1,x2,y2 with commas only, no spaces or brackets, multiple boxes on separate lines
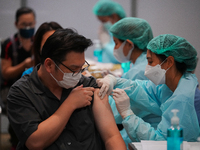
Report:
112,72,200,141
109,52,161,146
121,52,148,80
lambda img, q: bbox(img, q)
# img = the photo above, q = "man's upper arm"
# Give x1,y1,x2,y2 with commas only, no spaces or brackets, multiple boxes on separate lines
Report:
92,89,126,150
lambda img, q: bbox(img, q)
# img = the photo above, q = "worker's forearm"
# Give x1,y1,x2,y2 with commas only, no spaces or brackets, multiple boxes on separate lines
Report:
2,62,26,80
25,100,76,150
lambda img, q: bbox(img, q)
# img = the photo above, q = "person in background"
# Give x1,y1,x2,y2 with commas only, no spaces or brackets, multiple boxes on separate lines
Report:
97,17,160,147
7,28,126,150
93,0,126,63
22,22,63,76
0,7,36,150
110,17,153,80
97,34,200,142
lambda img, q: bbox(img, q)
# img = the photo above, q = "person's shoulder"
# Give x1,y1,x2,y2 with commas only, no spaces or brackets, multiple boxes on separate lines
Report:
79,75,98,88
1,37,11,47
11,74,31,89
1,33,18,45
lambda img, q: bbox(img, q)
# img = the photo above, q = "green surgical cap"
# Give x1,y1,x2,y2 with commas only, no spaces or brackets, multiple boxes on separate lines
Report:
110,17,153,51
147,34,197,71
93,0,126,18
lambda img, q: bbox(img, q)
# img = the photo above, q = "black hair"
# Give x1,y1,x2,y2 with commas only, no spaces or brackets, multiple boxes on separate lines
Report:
40,28,93,64
155,53,187,74
15,7,35,23
32,22,63,66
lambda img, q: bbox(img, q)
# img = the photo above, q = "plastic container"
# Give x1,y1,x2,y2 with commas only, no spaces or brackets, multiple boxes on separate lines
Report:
121,61,131,73
93,39,102,62
167,109,183,150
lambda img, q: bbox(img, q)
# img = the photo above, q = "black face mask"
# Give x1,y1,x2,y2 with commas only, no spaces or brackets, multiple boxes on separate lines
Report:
19,27,35,38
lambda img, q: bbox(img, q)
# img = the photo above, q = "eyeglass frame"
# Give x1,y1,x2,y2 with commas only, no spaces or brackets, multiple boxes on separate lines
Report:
56,60,90,76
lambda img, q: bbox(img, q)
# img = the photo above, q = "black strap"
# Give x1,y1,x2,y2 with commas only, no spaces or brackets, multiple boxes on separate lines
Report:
10,35,18,66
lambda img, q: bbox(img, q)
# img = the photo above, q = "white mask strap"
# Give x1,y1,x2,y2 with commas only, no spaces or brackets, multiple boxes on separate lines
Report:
160,58,171,72
160,58,167,66
50,73,59,82
53,61,64,74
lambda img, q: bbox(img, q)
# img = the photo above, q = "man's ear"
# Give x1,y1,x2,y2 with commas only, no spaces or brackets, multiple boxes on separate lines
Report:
44,58,54,73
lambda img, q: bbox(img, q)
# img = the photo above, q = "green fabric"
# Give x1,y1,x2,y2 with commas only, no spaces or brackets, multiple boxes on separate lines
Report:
110,17,153,51
93,0,126,18
147,34,197,71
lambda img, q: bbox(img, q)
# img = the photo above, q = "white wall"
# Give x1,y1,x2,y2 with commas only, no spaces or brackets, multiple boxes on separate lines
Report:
136,0,200,82
1,0,199,81
0,0,21,41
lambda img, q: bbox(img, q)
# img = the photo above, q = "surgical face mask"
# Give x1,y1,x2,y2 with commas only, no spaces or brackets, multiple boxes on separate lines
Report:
103,21,112,31
50,63,82,89
144,59,169,85
19,27,35,38
113,41,134,63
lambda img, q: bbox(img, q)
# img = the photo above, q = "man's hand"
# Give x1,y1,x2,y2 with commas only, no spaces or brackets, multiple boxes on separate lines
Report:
67,85,95,109
23,57,33,68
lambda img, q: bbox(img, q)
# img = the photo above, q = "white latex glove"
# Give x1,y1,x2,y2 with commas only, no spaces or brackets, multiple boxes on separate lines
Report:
112,88,134,119
96,74,117,99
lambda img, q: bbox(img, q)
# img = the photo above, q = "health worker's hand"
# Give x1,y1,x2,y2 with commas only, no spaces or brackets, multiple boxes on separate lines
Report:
67,85,94,110
96,74,117,99
24,57,33,68
112,88,133,119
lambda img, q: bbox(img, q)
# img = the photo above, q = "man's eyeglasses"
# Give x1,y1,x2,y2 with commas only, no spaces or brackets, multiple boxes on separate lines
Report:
57,60,90,77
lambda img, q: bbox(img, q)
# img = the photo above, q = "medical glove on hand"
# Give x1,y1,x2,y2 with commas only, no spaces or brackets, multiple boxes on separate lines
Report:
112,88,134,119
96,74,117,99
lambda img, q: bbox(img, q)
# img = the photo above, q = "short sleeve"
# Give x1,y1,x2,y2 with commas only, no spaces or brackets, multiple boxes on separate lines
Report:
1,38,12,59
7,83,41,146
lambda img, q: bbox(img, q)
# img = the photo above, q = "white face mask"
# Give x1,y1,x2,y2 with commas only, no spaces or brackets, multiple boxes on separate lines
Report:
113,41,134,63
144,59,169,85
103,21,112,31
50,63,81,89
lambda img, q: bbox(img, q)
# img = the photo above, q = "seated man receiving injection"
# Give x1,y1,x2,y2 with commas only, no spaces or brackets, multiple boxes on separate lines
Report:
7,28,126,150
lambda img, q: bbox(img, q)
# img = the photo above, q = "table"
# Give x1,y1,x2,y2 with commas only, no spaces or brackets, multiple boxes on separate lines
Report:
128,141,200,150
85,58,123,78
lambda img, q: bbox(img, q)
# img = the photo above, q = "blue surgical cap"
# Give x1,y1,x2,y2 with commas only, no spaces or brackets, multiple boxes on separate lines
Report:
147,34,197,71
93,0,126,19
110,17,153,51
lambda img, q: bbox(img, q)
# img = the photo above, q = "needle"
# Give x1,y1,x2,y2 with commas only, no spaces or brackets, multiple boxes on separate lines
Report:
122,85,134,90
110,85,134,95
